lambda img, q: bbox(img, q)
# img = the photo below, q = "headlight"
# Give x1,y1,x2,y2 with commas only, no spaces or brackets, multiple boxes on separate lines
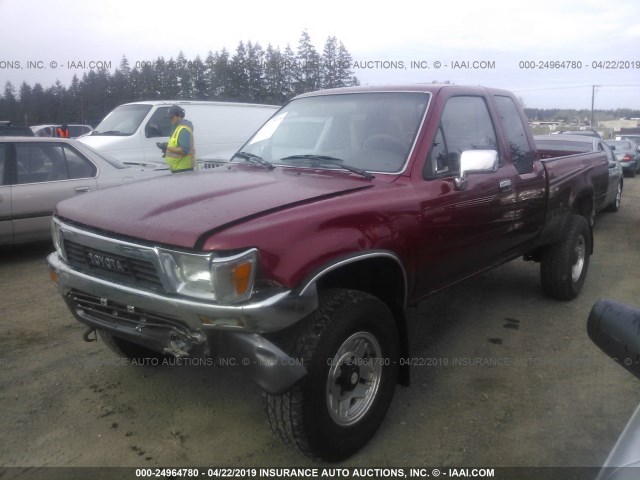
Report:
51,218,66,261
159,248,258,304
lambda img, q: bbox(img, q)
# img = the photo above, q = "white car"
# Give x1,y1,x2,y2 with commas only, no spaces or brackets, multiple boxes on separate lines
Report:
0,137,169,245
31,124,94,138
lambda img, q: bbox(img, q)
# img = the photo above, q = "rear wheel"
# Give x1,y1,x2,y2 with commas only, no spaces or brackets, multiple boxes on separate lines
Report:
605,180,622,212
540,215,591,300
265,289,399,461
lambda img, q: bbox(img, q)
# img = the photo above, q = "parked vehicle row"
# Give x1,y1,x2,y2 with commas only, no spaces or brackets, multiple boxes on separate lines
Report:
31,124,94,138
606,139,640,177
614,133,640,143
0,123,94,138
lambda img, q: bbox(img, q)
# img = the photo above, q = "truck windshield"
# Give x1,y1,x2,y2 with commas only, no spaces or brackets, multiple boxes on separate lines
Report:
91,104,152,136
242,92,430,173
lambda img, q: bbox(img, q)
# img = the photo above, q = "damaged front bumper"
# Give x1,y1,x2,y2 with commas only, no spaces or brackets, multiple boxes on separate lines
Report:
48,252,316,395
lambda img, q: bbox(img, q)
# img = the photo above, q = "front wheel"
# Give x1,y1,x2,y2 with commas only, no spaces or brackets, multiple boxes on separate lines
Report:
265,289,399,461
540,215,591,300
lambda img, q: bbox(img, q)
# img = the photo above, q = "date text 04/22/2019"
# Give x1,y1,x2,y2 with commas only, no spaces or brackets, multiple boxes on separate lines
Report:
518,60,640,69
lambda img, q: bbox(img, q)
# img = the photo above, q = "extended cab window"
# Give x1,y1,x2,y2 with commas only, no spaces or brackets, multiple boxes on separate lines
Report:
16,143,96,184
494,96,533,174
425,96,498,178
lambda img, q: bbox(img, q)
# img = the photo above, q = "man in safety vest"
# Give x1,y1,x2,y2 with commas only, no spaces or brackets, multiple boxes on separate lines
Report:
158,105,195,173
56,124,70,138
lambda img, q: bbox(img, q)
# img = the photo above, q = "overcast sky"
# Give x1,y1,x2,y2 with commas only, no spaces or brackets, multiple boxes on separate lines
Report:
1,0,638,110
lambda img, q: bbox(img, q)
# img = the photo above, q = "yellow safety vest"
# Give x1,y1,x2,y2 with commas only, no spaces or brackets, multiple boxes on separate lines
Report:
166,124,194,171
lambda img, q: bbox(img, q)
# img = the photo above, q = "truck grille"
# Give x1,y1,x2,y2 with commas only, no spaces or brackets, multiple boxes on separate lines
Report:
67,290,184,331
64,239,165,292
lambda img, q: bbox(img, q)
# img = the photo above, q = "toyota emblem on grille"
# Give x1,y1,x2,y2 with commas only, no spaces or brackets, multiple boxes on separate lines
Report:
87,252,127,273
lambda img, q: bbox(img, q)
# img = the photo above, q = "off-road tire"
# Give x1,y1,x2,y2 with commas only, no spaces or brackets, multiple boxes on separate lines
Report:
540,215,591,300
265,289,399,461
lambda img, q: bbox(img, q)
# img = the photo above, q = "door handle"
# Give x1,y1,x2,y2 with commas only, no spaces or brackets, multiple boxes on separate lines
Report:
74,186,91,193
499,179,512,192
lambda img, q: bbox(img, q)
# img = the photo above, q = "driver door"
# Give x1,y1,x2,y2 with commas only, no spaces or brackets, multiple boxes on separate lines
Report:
414,95,517,295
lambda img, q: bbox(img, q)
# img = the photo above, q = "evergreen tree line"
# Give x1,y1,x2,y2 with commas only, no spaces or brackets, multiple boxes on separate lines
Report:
0,31,359,127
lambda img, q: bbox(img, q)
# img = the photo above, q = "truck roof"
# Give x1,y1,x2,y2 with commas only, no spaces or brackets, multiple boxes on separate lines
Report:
294,84,515,99
119,100,279,109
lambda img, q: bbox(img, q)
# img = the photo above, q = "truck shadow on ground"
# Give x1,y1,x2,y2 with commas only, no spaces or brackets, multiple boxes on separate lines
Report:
406,260,545,353
0,240,53,265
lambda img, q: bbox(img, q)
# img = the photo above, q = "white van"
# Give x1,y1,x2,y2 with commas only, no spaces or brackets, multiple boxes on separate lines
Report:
78,101,279,165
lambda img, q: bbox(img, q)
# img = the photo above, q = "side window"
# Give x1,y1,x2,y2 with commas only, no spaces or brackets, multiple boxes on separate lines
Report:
145,107,172,138
17,144,67,183
494,96,533,175
64,145,96,178
16,143,94,183
425,96,498,178
0,144,6,185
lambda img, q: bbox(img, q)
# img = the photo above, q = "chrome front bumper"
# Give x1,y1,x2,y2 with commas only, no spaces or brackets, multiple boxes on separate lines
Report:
48,252,315,394
48,252,317,333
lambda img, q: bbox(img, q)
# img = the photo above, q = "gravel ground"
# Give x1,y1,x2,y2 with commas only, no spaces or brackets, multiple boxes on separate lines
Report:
1,178,639,477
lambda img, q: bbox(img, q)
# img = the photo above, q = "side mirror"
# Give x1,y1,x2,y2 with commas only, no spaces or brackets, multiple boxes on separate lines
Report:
610,145,616,151
454,150,499,190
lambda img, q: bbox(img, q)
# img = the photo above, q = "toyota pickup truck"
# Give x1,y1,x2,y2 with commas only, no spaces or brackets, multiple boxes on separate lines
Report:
47,85,609,461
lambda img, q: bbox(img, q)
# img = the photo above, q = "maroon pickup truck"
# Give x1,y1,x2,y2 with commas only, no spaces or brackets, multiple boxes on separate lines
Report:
48,85,608,460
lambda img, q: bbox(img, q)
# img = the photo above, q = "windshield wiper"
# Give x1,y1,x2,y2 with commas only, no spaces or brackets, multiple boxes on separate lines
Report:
232,151,275,170
280,154,374,180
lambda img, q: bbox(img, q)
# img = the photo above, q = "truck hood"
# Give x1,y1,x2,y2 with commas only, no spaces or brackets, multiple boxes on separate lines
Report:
56,167,374,249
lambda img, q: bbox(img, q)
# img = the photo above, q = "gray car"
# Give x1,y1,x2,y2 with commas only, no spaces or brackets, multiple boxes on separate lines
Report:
606,140,640,177
0,137,169,245
535,134,623,213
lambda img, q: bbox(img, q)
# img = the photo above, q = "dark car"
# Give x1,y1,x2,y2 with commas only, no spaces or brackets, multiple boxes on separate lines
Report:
0,125,35,136
605,140,640,177
589,300,640,478
535,134,623,213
